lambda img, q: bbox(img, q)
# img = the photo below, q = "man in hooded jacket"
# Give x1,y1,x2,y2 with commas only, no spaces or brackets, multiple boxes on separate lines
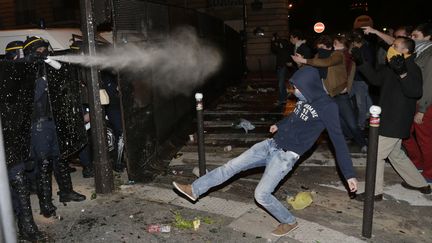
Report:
173,63,358,237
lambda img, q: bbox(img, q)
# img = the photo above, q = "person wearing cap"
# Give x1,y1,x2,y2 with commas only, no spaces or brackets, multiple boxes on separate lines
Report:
3,41,47,241
23,36,86,219
173,57,358,237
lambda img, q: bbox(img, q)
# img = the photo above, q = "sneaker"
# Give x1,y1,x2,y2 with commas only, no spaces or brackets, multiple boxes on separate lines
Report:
172,182,197,201
354,192,383,202
271,222,298,237
401,181,431,194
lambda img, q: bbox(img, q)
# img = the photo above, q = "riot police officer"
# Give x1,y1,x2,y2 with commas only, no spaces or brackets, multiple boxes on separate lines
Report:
23,36,86,218
3,40,46,241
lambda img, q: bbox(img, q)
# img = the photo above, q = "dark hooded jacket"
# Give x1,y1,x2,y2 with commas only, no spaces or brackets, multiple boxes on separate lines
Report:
273,65,356,180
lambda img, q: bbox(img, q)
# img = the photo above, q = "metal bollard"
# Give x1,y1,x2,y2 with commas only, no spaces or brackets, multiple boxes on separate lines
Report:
195,93,206,176
362,105,381,238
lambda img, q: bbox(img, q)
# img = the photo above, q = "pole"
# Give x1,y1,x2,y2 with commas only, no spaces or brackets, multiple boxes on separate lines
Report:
195,93,206,176
0,120,17,243
80,0,114,194
362,105,381,238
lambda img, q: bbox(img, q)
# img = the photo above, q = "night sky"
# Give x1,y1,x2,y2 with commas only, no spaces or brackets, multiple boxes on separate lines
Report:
289,0,432,35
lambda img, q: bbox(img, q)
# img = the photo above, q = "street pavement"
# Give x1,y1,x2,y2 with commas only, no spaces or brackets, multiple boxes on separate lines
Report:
30,75,432,242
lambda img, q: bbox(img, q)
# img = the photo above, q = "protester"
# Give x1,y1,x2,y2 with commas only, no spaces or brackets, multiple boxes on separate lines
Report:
402,23,432,183
271,32,292,106
173,58,358,237
289,29,313,60
352,36,431,201
350,29,374,130
292,34,368,152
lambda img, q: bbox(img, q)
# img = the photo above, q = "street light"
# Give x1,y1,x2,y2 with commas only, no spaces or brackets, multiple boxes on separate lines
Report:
287,1,293,34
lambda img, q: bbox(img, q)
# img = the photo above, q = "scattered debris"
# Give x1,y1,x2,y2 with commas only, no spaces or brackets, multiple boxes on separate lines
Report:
287,191,314,210
172,170,184,175
174,153,183,159
81,209,85,213
172,211,213,231
209,228,218,233
129,215,134,219
91,192,97,200
173,212,195,230
147,224,171,233
301,185,310,190
223,145,232,152
257,87,275,93
193,219,201,230
246,85,255,92
232,118,255,133
201,216,214,225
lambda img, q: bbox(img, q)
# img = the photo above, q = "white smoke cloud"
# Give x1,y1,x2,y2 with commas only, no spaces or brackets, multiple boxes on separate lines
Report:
51,27,222,95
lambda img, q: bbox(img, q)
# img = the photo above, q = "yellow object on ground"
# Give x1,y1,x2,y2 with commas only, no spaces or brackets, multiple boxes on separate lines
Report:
287,191,313,210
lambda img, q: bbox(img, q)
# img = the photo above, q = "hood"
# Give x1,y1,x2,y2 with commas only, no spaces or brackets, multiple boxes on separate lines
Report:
290,65,327,103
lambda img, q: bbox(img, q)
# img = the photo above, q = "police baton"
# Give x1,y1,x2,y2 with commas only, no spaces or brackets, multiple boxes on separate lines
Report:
362,105,381,238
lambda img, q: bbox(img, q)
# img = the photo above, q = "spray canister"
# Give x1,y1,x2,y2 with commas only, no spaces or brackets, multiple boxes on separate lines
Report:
44,58,62,70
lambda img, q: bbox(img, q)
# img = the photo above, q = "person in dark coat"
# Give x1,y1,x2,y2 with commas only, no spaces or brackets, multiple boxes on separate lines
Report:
353,37,431,201
271,33,292,106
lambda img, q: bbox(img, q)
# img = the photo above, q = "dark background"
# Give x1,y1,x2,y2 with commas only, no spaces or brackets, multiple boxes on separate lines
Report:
289,0,432,35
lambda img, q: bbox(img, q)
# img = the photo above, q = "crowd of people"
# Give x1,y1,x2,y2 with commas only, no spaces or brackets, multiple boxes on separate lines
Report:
2,21,431,241
2,36,123,241
173,22,432,237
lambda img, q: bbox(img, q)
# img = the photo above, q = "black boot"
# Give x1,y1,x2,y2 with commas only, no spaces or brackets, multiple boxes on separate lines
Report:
55,159,86,203
10,171,47,241
82,166,94,178
36,159,57,218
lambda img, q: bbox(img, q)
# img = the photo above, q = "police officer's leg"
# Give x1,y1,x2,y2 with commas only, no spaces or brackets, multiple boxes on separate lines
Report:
53,158,86,203
8,163,46,241
31,120,57,217
50,122,86,203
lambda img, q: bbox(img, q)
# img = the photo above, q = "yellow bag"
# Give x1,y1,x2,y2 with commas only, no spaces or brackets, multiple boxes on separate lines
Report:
287,191,313,210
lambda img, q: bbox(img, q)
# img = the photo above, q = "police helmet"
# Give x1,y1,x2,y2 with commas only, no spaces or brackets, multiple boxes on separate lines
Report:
5,40,24,60
23,36,50,56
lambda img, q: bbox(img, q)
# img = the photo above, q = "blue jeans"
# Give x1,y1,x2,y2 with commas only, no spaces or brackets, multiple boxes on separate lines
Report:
350,81,372,129
276,66,288,104
333,94,367,147
192,139,299,224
